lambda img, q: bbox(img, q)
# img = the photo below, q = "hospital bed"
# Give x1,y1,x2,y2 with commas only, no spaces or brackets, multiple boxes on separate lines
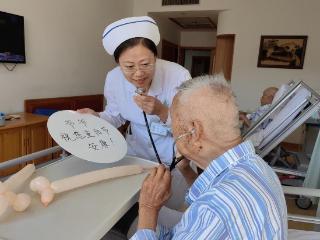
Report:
243,81,320,159
242,81,320,183
243,80,320,238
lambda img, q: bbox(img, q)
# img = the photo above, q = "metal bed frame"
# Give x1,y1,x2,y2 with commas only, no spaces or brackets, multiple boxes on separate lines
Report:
243,80,320,158
243,81,320,232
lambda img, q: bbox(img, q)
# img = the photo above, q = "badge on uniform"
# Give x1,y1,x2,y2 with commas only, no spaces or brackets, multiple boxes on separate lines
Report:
150,121,169,136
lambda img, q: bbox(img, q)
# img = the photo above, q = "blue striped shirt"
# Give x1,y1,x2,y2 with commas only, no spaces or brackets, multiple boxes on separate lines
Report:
131,141,287,240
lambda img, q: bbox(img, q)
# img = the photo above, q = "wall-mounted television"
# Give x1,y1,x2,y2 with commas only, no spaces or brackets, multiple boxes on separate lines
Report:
0,11,26,63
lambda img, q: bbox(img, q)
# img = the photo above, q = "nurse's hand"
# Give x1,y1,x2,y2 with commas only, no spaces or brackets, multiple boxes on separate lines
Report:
133,95,168,122
138,165,171,230
77,108,99,117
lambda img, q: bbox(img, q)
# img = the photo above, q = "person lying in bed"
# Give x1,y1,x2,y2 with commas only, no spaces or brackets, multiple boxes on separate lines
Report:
240,86,278,128
130,75,287,240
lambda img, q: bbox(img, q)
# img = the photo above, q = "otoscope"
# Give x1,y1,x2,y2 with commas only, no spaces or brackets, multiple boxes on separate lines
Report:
135,87,184,171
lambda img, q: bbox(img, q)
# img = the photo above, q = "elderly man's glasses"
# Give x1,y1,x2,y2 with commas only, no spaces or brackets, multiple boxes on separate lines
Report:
121,63,155,74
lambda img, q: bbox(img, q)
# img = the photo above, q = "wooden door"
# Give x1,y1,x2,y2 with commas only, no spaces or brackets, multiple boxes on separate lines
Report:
161,39,179,63
213,34,235,81
191,56,211,77
0,128,25,176
26,123,52,165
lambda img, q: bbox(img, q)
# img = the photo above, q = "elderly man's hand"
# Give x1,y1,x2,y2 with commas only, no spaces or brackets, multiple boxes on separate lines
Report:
137,165,171,230
139,165,171,211
239,113,251,127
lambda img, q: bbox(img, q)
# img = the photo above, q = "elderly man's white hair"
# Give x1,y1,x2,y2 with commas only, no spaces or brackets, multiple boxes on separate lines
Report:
174,74,240,141
177,74,232,103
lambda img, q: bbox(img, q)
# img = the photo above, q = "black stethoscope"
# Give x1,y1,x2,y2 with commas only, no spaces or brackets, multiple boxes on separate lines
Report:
136,88,185,171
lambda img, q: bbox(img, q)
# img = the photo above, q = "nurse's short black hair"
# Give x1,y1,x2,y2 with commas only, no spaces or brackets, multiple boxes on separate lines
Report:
114,37,158,63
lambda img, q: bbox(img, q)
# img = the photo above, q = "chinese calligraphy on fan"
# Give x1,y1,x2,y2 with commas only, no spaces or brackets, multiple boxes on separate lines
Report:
60,119,114,151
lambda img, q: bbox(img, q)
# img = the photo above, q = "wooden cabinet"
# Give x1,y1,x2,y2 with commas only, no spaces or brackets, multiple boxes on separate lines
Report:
0,127,25,176
0,113,52,177
26,123,52,165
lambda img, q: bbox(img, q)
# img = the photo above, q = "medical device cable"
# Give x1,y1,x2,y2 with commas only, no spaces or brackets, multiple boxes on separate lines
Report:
142,107,184,171
137,87,181,171
142,110,162,165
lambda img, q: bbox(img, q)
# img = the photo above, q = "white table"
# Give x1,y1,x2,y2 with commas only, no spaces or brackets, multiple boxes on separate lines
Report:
0,155,157,240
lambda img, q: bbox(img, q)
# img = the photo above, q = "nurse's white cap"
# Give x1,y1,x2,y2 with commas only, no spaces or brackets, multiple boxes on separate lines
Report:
102,16,160,55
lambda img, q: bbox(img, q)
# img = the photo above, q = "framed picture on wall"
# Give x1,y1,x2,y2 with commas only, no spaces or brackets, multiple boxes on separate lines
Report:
257,35,308,69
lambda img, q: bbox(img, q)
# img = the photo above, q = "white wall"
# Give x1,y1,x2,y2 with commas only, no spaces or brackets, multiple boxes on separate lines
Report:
132,0,320,111
180,30,217,47
217,1,320,112
149,14,180,56
0,0,133,113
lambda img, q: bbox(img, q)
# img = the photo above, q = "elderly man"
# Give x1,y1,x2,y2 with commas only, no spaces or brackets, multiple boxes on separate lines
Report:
260,87,278,106
240,86,278,127
130,75,287,239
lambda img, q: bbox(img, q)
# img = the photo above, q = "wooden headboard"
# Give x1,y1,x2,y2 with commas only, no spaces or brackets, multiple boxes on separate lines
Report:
25,94,104,113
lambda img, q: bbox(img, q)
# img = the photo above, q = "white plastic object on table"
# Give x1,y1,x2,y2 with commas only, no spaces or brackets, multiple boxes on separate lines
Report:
47,110,127,163
0,164,35,217
0,156,158,240
30,164,144,207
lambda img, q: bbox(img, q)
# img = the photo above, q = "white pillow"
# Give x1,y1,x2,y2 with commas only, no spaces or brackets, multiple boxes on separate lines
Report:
272,84,290,105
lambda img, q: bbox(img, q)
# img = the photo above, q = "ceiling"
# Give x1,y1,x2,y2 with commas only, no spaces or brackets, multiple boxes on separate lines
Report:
150,10,219,30
169,17,216,30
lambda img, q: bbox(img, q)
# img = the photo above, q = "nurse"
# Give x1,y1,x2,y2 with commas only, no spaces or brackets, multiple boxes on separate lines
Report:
79,16,192,209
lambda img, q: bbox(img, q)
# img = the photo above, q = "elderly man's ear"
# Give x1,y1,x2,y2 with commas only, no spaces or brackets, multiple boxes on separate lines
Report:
189,120,203,150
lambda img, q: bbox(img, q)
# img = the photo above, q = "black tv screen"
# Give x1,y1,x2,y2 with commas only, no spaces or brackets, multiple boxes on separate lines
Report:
0,11,26,63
